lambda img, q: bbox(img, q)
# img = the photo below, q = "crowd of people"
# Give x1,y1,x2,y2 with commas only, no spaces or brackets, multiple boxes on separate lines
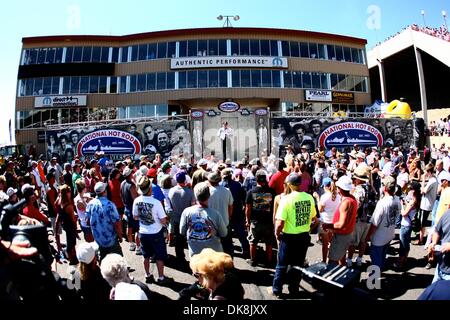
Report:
1,141,450,300
428,118,450,136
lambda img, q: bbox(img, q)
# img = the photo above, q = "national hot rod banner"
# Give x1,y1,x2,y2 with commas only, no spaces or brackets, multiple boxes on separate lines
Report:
271,117,425,157
46,121,191,162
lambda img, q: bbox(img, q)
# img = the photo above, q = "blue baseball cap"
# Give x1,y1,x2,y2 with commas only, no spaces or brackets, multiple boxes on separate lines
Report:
176,171,186,183
321,177,332,187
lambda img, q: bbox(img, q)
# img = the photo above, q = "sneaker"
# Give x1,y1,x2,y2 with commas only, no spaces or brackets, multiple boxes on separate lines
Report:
157,276,174,285
246,259,257,267
135,246,142,255
346,258,353,267
425,263,433,270
145,274,155,284
267,287,282,299
355,257,363,267
129,243,136,251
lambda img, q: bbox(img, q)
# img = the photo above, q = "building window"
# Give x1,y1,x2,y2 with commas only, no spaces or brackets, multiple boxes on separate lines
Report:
110,76,118,93
166,72,175,89
300,42,309,58
121,47,129,62
187,71,197,88
198,40,207,56
272,71,281,87
219,70,227,87
281,41,290,57
232,70,240,87
239,39,250,55
157,42,167,59
251,70,261,87
290,42,300,57
80,76,89,93
261,70,271,87
241,70,250,87
178,71,187,89
137,74,146,92
156,72,166,90
91,47,101,63
260,40,270,56
179,41,187,57
293,72,302,88
187,40,197,57
82,46,92,62
198,70,207,88
167,42,176,58
283,71,292,88
250,39,260,56
129,75,137,92
138,44,148,61
112,47,120,63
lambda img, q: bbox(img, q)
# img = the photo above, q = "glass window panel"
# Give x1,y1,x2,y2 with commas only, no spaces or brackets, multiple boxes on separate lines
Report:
41,110,51,125
55,47,63,63
208,39,218,56
293,72,302,88
272,71,281,87
118,107,127,119
23,50,29,65
178,71,186,89
231,40,239,56
270,40,278,56
197,40,207,56
121,47,129,62
354,76,362,92
45,48,55,64
360,49,366,64
111,48,119,63
335,46,344,61
187,40,197,57
327,45,336,60
147,43,157,59
99,77,107,93
232,70,240,87
29,49,38,64
318,44,327,59
309,43,318,59
281,41,290,57
260,40,270,56
300,42,309,58
166,72,175,89
129,75,137,92
346,75,354,91
63,77,70,94
351,48,359,63
302,72,312,88
157,42,167,59
167,42,176,58
311,73,321,89
250,40,260,55
251,70,261,87
138,44,147,61
43,78,52,94
198,70,207,88
321,73,329,89
218,40,227,56
70,76,80,94
26,79,34,96
290,42,299,57
66,47,75,63
34,78,43,95
331,74,339,90
338,74,346,90
131,45,138,61
100,47,109,62
91,47,101,62
219,70,227,87
110,76,118,93
69,108,79,123
362,77,368,92
73,47,83,62
261,70,271,87
208,70,218,87
241,70,251,87
37,49,46,64
82,46,92,62
187,71,197,88
120,76,127,93
79,76,89,93
343,47,352,62
283,71,292,88
239,39,249,55
146,73,156,90
89,76,99,93
156,72,166,90
179,41,187,57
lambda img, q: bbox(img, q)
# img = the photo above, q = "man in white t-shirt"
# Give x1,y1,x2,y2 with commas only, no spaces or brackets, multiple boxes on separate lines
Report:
133,176,173,285
417,164,439,245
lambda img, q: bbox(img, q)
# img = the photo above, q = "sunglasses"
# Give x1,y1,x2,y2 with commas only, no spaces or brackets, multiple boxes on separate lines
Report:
193,272,202,279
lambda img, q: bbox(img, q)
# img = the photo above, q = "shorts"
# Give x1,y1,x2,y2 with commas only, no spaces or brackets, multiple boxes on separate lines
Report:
351,221,371,247
419,209,431,228
139,229,168,261
99,241,123,261
80,223,93,238
63,222,77,253
328,232,353,262
125,208,139,231
247,221,275,245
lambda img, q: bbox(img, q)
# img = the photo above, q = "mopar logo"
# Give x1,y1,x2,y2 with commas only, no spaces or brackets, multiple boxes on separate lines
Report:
272,57,283,66
191,111,204,118
218,101,240,113
43,96,52,106
255,109,268,116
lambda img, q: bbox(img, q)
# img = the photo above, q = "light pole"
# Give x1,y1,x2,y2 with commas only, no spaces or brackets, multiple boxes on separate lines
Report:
421,10,426,27
442,10,448,31
217,15,240,27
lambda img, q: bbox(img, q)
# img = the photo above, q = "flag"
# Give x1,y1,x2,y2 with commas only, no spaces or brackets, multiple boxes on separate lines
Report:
9,119,12,144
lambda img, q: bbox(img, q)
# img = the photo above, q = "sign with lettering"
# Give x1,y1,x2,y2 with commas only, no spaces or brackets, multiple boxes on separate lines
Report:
77,129,142,156
318,122,383,149
332,92,355,104
218,101,240,113
171,56,288,69
35,95,87,108
305,90,332,102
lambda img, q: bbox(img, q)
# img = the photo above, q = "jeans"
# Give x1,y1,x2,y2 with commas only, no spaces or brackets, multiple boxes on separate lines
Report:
370,242,390,270
272,232,310,295
221,225,234,257
399,226,412,257
99,240,123,261
231,215,250,254
432,264,450,283
172,221,186,260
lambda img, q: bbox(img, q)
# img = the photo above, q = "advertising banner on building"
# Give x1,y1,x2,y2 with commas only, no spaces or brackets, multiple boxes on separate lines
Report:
271,116,424,157
171,56,288,69
46,120,191,163
35,95,87,108
305,90,333,102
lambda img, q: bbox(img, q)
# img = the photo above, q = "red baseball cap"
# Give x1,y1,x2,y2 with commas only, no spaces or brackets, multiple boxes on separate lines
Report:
147,168,157,179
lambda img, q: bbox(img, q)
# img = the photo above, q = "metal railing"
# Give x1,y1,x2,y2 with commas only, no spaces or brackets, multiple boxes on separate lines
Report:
271,111,416,119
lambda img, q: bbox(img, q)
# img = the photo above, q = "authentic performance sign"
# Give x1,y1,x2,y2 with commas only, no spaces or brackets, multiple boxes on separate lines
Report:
171,56,288,69
35,95,87,108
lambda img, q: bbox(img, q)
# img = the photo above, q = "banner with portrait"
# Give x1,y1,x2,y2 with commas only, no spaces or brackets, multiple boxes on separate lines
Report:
271,116,425,158
46,120,191,163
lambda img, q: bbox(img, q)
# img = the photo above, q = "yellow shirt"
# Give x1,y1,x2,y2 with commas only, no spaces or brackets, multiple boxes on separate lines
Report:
436,187,450,224
276,191,316,234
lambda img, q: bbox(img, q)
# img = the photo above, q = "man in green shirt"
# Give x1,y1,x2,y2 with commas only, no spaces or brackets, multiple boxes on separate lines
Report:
271,173,319,298
72,164,82,196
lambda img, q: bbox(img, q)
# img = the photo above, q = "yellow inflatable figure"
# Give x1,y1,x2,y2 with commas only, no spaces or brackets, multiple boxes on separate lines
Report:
385,100,412,119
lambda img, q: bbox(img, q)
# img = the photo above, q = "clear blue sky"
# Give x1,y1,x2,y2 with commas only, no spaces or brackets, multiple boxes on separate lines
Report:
1,0,448,144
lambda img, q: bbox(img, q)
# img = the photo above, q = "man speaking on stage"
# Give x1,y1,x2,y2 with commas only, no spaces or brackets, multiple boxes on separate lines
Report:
217,121,233,161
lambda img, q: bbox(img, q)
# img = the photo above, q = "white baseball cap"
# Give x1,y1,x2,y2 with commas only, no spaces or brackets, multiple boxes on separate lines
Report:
94,181,107,194
440,171,450,183
21,183,35,195
6,187,17,197
76,242,99,264
197,159,208,167
336,176,353,191
114,282,148,300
